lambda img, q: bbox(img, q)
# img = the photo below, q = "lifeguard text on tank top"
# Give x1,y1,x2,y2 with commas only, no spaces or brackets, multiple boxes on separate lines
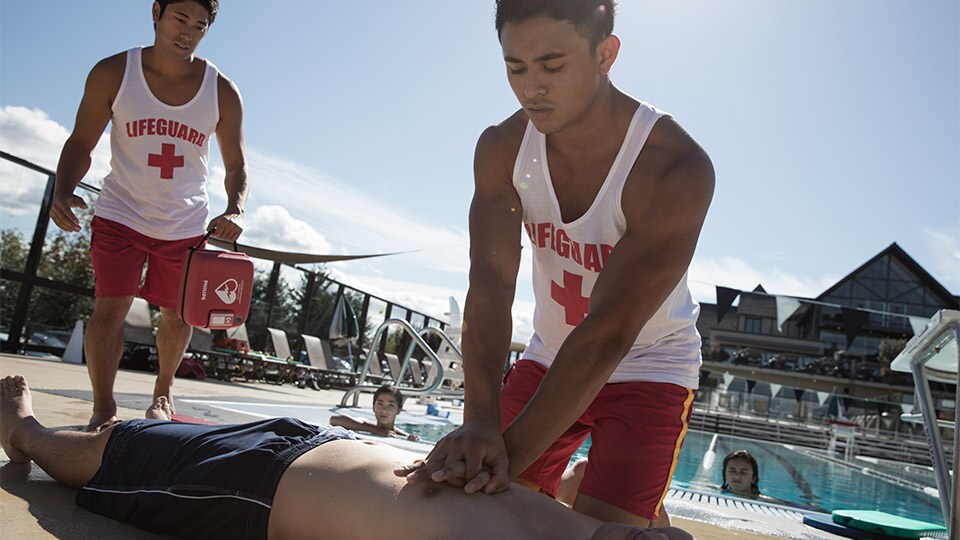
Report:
513,102,703,388
94,47,220,240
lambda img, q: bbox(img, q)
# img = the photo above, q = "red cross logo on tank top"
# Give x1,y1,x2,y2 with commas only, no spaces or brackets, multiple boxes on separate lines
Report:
551,270,589,326
147,143,184,180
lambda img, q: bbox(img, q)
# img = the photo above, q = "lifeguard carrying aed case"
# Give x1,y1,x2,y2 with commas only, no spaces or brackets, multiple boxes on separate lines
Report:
177,230,253,329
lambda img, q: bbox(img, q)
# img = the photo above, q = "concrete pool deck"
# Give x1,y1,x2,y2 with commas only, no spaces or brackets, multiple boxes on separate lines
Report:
1,353,850,539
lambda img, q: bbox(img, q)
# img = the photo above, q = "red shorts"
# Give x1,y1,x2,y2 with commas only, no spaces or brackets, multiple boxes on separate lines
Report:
90,217,203,309
500,359,695,521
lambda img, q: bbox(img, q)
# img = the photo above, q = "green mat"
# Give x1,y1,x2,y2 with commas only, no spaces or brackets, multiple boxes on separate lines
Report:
832,510,947,539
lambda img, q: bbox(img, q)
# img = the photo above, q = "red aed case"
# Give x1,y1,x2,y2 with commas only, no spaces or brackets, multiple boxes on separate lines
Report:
177,231,253,329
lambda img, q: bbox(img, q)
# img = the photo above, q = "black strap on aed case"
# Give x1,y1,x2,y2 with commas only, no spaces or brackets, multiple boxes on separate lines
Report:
178,228,241,324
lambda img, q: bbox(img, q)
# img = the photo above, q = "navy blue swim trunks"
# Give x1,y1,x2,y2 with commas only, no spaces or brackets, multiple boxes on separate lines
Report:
76,417,356,539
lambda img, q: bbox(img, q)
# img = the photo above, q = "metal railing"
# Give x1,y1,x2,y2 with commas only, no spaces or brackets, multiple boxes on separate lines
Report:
0,149,448,357
340,318,463,407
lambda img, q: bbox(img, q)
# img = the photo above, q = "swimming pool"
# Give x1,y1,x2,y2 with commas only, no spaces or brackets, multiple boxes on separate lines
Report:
400,424,945,526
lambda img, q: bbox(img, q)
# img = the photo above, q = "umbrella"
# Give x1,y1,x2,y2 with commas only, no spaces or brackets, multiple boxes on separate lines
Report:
329,293,360,363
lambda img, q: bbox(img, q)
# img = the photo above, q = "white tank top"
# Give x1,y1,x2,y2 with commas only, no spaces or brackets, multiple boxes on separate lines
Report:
514,102,702,388
95,47,219,240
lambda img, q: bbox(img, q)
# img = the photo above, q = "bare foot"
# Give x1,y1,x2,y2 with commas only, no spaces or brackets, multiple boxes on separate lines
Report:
590,523,694,540
557,457,588,506
1,375,35,463
145,396,172,421
152,381,175,416
86,410,119,433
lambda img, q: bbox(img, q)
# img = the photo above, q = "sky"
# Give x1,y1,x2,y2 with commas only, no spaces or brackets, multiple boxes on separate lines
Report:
1,1,958,342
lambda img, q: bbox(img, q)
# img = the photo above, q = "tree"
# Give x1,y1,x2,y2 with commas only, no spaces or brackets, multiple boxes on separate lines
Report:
292,271,338,338
29,228,96,328
877,337,907,384
1,226,95,331
247,267,300,332
1,229,29,326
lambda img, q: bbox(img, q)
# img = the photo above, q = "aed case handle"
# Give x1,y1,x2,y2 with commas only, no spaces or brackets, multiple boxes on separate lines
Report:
191,227,240,253
179,227,244,328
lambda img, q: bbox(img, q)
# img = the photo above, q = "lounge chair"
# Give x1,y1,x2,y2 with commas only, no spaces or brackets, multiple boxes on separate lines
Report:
358,349,389,386
301,334,359,389
259,328,298,384
433,349,464,393
210,324,261,381
386,352,426,386
408,358,426,387
185,327,235,379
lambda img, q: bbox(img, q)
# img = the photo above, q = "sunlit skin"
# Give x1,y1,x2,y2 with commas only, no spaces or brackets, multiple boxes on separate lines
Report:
501,14,620,138
152,2,210,61
373,395,400,428
396,6,715,531
723,458,758,497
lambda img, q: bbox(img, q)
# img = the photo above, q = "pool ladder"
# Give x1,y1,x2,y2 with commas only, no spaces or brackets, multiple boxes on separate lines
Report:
339,318,463,408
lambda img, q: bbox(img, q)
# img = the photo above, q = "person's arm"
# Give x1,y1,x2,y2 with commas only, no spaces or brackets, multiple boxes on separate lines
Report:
329,414,391,437
396,121,523,493
502,117,714,477
391,426,419,441
206,74,248,242
51,55,123,232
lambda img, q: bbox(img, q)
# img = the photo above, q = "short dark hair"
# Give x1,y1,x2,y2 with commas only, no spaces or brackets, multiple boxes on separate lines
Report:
721,450,761,495
373,385,405,410
157,0,218,25
495,0,616,51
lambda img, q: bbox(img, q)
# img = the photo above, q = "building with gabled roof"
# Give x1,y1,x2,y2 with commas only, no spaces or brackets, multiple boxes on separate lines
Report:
697,242,958,394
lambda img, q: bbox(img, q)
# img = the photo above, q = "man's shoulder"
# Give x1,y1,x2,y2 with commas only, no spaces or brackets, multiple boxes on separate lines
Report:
644,114,712,180
84,51,128,97
216,71,241,99
90,51,128,78
476,110,528,159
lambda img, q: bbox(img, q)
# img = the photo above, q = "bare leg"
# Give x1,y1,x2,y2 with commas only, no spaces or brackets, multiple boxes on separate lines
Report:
1,375,111,488
84,296,135,432
268,441,692,540
653,509,672,528
153,307,192,415
575,494,664,528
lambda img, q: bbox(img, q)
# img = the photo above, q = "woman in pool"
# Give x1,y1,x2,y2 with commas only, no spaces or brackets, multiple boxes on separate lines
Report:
0,375,690,539
330,384,419,441
721,450,762,498
720,449,822,511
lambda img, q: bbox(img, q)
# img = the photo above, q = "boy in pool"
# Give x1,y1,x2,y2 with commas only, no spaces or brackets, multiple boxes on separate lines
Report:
0,375,692,539
330,385,419,441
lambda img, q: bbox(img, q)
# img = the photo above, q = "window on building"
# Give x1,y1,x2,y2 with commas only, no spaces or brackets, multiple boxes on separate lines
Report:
744,317,762,334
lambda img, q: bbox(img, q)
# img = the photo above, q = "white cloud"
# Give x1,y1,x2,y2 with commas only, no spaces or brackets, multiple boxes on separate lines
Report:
242,204,333,254
0,105,110,182
0,106,70,170
242,147,470,273
0,106,110,221
689,255,839,304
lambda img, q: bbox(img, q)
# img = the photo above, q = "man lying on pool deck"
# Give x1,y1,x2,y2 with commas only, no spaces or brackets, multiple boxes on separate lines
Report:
0,375,693,540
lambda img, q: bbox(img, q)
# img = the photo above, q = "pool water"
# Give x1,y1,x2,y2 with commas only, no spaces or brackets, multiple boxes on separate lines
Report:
400,424,944,526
